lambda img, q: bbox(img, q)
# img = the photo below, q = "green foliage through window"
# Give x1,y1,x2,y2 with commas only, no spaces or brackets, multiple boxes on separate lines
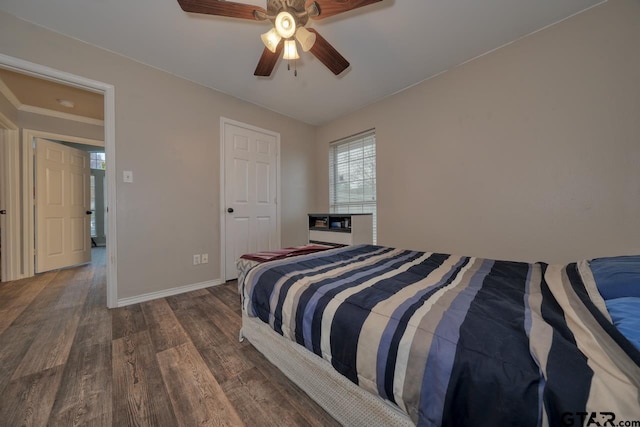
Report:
90,152,106,170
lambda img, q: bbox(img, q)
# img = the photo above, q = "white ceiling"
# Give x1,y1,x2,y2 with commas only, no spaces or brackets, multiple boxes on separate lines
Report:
0,0,604,125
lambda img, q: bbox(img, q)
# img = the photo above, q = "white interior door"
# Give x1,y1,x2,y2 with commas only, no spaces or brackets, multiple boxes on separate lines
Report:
35,138,92,273
0,121,20,282
0,130,6,282
223,120,279,281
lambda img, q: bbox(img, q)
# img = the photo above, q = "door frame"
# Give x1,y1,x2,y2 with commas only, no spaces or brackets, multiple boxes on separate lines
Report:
0,112,20,282
0,53,118,308
219,117,281,282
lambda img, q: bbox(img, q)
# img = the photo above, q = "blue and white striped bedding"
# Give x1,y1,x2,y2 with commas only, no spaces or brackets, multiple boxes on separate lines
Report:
242,245,640,426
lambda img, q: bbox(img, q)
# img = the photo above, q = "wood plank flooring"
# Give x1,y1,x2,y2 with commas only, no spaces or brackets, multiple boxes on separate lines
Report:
0,248,339,426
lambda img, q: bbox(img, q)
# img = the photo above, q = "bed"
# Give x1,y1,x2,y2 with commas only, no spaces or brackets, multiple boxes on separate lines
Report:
236,243,337,290
239,244,640,426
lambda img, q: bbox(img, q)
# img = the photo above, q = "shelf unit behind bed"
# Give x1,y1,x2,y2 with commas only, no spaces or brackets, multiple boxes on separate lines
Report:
308,213,373,246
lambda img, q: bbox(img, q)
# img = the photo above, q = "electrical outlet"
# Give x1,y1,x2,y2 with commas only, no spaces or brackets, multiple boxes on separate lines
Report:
193,254,201,265
201,253,209,264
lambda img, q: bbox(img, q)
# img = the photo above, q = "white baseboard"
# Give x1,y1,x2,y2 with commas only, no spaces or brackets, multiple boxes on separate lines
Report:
116,278,223,307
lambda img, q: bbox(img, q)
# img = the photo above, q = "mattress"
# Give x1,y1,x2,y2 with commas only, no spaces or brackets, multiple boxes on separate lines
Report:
241,245,640,426
241,313,414,427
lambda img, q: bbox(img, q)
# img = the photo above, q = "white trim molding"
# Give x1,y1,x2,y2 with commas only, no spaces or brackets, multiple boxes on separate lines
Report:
22,129,103,147
117,279,223,307
0,53,118,308
19,105,105,126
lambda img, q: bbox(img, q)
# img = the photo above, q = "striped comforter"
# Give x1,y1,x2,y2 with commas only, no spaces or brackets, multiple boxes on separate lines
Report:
242,245,640,426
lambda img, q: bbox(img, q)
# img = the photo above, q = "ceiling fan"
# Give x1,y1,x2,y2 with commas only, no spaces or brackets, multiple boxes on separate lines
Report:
177,0,382,76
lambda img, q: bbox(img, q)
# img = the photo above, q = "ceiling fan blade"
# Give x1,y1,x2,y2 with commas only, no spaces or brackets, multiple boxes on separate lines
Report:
307,0,382,20
254,42,284,77
177,0,267,20
307,29,350,75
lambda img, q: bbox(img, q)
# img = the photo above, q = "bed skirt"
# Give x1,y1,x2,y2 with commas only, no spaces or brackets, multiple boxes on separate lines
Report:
240,313,414,427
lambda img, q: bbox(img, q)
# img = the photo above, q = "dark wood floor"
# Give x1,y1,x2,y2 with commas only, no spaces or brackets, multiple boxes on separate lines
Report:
0,248,339,426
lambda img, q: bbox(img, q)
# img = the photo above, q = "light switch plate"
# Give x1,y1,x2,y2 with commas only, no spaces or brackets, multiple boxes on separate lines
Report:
123,171,133,183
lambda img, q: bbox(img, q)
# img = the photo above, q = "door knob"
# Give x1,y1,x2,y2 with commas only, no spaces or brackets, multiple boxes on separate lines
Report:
86,210,93,215
227,208,234,213
0,210,6,215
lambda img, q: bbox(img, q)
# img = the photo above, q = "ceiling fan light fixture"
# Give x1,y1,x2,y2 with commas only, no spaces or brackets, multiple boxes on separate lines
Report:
295,26,316,52
261,28,282,53
177,0,382,77
283,39,300,60
274,11,296,39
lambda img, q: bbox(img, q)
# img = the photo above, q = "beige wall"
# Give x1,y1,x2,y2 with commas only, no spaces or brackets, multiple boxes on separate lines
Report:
17,111,104,140
0,90,17,124
0,11,316,299
316,0,640,263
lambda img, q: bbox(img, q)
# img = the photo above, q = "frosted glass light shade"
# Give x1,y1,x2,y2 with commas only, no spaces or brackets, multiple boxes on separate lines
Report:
283,39,300,60
275,11,296,39
295,27,316,52
261,28,281,53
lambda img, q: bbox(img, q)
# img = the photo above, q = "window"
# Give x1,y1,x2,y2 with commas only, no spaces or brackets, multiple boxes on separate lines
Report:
329,130,377,243
90,152,106,170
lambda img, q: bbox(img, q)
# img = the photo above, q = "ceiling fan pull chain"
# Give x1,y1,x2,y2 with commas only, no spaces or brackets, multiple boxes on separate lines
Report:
285,59,297,76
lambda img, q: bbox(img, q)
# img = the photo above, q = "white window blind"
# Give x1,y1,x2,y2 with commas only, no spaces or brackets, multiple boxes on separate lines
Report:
329,130,377,243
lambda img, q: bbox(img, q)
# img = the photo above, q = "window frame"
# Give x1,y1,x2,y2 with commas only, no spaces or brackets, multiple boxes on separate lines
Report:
329,129,377,243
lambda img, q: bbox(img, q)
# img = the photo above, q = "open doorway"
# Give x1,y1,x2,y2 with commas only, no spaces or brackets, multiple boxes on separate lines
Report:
0,53,117,307
0,65,103,275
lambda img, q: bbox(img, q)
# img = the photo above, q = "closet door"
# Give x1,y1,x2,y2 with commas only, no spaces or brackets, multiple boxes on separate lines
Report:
223,120,279,281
